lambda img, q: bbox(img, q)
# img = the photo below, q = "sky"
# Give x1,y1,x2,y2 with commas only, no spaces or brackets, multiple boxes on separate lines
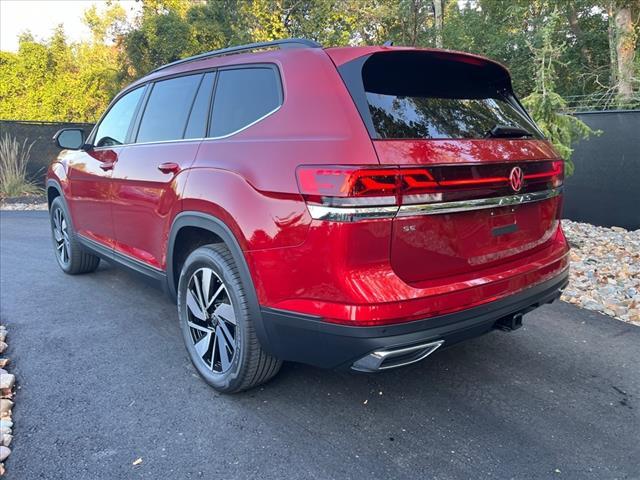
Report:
0,0,140,52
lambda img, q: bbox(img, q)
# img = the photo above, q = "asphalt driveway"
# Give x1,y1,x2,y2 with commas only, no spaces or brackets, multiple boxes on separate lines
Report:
1,211,638,479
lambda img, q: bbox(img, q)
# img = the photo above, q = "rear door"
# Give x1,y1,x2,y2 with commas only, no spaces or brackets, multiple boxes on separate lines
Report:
110,72,215,270
338,51,563,285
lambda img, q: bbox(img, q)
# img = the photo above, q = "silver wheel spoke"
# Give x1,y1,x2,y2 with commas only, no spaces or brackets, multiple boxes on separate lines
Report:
187,320,210,334
192,273,207,314
214,303,236,325
209,334,218,371
194,331,212,358
201,268,213,306
186,289,207,321
217,315,236,349
215,326,231,371
207,284,225,308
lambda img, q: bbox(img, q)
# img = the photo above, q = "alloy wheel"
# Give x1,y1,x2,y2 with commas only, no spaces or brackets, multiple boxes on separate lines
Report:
52,207,70,266
186,267,237,373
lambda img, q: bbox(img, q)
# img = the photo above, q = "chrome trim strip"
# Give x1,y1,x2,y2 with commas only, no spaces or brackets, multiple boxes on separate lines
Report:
206,105,282,140
92,105,282,151
307,204,398,222
307,188,561,222
397,188,562,217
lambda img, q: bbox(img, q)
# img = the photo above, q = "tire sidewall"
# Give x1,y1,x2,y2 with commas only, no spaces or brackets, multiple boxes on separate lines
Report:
177,247,249,392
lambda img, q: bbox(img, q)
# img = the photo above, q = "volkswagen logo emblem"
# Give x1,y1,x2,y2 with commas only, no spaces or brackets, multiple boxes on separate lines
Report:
509,166,524,192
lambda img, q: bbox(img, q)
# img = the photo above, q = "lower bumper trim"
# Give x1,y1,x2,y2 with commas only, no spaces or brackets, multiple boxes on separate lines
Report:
259,270,568,370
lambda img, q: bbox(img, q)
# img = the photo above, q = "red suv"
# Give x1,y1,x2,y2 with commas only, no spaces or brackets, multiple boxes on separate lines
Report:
48,39,569,392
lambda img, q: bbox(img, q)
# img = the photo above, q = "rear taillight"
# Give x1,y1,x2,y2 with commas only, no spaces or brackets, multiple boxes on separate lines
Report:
296,166,442,207
532,160,563,188
296,167,398,205
296,161,563,221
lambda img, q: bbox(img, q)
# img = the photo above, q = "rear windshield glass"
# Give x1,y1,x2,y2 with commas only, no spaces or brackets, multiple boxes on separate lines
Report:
360,52,540,140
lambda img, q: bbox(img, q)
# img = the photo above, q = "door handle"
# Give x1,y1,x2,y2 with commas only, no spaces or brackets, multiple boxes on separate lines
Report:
158,162,180,174
100,162,115,171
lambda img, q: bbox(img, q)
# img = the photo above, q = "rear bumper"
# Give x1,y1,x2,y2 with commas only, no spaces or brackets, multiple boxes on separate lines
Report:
260,269,568,370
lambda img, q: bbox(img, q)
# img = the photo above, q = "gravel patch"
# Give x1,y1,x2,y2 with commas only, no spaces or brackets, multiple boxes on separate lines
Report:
0,324,13,476
561,219,640,325
0,195,47,211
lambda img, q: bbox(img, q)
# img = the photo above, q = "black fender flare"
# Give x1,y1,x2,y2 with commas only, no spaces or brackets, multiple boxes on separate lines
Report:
166,212,275,356
46,179,63,206
46,179,75,229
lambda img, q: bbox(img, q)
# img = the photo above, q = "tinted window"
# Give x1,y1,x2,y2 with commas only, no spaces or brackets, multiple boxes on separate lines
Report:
184,72,215,139
360,52,540,140
210,68,281,137
136,74,202,143
94,87,144,147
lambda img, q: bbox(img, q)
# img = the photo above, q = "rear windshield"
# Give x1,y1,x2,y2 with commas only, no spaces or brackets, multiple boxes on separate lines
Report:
350,52,540,140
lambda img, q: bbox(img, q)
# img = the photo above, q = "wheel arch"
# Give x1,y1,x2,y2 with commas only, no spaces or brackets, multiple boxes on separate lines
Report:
45,179,76,230
167,212,276,356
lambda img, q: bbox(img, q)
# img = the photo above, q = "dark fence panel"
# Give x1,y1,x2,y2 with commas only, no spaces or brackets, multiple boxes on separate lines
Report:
563,110,640,230
0,120,95,186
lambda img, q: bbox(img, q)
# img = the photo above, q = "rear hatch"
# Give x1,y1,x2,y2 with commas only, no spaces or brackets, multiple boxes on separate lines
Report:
335,49,564,285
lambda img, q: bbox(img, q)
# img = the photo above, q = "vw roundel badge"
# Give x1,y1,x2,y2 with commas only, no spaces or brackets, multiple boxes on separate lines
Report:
509,166,524,192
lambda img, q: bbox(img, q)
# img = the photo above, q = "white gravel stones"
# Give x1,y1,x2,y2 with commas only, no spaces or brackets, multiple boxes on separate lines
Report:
0,324,12,475
0,373,13,391
561,220,640,325
0,202,47,211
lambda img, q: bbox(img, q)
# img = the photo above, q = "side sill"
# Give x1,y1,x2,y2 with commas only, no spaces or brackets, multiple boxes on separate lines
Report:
77,234,167,284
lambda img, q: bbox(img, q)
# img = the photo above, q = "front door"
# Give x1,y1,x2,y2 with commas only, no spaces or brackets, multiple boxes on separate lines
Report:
67,87,146,247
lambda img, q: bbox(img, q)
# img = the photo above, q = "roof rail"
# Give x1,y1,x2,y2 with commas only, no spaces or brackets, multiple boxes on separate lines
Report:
150,38,322,74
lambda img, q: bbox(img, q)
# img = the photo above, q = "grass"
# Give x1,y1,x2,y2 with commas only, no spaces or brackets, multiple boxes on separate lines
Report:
0,133,41,198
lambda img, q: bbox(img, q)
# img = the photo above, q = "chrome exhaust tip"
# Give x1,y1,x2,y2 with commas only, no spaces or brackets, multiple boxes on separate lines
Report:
351,340,445,372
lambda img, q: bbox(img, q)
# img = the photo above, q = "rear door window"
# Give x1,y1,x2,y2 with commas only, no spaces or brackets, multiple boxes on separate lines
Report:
209,67,282,137
348,52,540,140
136,74,202,143
184,72,216,139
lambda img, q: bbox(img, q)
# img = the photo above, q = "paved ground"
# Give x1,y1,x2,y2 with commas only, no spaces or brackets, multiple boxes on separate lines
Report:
1,211,639,479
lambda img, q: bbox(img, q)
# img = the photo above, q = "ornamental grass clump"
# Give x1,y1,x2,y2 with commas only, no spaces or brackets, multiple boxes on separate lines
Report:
0,133,40,198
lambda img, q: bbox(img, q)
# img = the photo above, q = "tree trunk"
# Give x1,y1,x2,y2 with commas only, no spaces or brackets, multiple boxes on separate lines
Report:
607,2,617,88
614,5,636,102
433,0,444,48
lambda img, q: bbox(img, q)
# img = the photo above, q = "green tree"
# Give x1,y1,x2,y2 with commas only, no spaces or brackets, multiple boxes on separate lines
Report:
522,12,597,175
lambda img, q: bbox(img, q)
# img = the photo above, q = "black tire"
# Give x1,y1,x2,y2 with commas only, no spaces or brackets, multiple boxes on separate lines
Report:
49,196,100,274
177,244,282,393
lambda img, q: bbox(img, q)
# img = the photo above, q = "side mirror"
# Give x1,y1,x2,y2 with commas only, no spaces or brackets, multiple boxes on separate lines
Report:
53,128,86,150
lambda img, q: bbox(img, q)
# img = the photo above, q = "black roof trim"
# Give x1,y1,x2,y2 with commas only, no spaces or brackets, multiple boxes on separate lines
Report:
150,38,322,74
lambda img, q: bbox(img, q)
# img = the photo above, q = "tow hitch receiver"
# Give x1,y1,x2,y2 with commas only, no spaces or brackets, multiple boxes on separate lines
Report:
496,313,524,331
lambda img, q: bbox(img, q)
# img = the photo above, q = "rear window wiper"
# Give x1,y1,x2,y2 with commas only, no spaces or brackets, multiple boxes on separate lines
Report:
485,125,533,139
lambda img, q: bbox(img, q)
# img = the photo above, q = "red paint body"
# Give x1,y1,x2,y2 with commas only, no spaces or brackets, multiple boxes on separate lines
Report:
48,45,569,328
